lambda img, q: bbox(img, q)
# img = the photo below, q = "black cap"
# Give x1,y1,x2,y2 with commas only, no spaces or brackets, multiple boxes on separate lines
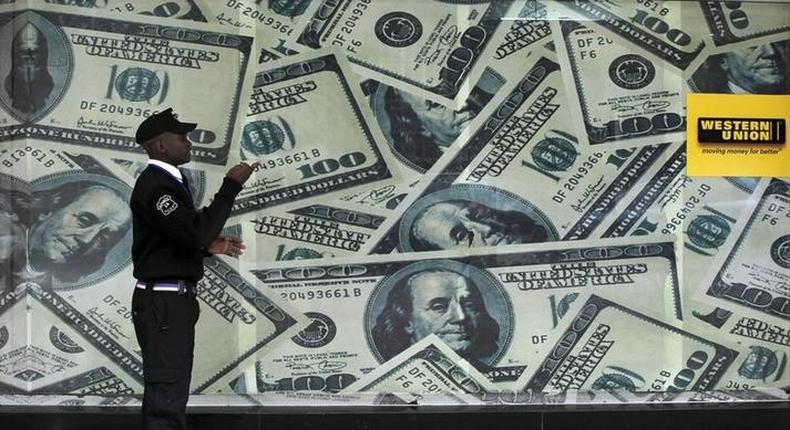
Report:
135,108,197,144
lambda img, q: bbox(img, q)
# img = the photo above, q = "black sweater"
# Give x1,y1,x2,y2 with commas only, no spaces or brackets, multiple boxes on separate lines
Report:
130,165,242,283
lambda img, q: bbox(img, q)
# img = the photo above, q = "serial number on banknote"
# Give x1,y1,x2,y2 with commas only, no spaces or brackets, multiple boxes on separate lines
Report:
79,100,155,118
235,4,300,35
635,0,672,17
257,149,323,170
279,287,363,302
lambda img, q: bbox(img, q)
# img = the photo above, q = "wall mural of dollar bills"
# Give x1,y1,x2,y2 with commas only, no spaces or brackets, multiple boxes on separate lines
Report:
0,0,788,406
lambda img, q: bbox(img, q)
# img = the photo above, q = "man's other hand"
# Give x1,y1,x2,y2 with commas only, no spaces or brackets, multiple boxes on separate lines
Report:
207,236,245,257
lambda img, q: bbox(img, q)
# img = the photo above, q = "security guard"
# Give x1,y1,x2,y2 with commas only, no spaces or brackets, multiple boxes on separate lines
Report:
130,108,258,429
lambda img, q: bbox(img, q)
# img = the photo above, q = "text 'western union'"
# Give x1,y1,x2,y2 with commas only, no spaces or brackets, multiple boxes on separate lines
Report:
698,117,785,144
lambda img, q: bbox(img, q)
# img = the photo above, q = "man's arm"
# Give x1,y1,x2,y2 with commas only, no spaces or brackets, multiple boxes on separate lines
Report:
147,177,242,250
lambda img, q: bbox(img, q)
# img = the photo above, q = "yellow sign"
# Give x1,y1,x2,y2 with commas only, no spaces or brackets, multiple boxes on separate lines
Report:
687,93,790,177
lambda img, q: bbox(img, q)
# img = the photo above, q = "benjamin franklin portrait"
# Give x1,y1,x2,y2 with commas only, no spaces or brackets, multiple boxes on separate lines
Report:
367,260,513,368
29,177,132,285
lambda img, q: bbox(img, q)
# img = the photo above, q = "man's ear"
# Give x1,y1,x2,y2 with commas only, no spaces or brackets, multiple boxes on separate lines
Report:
404,321,413,335
37,211,51,222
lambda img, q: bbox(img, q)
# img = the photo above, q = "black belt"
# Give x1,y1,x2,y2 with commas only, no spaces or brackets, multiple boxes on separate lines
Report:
136,280,197,295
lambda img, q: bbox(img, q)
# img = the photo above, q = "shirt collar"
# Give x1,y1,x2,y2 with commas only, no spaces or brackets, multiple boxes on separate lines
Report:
147,159,183,182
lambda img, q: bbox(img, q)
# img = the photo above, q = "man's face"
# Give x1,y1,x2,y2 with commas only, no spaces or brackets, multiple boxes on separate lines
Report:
723,43,784,93
399,91,474,147
160,132,192,165
30,187,130,265
413,201,529,249
406,271,483,354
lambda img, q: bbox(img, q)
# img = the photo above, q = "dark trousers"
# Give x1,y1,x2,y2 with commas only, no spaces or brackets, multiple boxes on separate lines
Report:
132,286,200,430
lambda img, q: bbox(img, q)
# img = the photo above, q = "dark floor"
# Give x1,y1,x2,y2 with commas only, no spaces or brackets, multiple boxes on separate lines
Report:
2,408,789,430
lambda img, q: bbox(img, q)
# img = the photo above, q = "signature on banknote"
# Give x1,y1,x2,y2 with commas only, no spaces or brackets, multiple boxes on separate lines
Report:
247,176,285,191
76,117,130,134
86,307,129,341
612,101,671,113
284,360,348,372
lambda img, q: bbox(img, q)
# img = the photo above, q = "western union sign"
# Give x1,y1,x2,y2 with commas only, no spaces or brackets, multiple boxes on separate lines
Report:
698,118,785,144
687,93,790,177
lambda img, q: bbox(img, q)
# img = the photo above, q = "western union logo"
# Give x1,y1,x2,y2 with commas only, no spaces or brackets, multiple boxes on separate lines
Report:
698,117,785,144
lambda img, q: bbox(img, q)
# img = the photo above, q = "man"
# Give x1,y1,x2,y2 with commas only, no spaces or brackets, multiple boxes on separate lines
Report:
29,181,131,283
130,108,257,430
691,41,787,94
407,199,550,251
371,268,499,365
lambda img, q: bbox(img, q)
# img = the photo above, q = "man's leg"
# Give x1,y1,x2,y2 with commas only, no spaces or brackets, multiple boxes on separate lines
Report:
133,291,197,430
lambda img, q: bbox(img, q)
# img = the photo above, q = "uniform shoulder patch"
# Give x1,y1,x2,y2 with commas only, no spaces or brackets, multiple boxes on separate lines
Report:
156,194,178,216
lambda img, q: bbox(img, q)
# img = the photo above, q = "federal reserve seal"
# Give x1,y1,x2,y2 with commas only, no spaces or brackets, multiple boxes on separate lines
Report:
609,54,655,90
375,12,423,48
687,215,731,249
770,235,790,269
291,312,336,348
115,68,161,102
530,130,578,172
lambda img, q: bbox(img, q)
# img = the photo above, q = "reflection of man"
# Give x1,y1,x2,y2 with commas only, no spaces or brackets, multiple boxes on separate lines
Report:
409,199,549,251
29,182,131,283
693,42,787,94
372,268,499,363
4,22,54,115
0,186,29,292
384,87,475,170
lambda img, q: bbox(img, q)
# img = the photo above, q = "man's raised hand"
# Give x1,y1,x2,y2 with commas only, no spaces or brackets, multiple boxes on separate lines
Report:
226,161,260,185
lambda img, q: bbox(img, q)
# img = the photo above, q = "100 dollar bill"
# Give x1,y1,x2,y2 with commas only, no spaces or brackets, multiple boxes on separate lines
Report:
0,3,255,166
244,237,679,392
552,19,685,149
232,49,401,214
